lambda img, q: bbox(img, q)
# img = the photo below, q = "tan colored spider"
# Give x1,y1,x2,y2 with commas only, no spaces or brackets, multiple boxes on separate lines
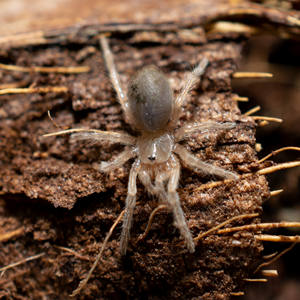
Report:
44,36,238,255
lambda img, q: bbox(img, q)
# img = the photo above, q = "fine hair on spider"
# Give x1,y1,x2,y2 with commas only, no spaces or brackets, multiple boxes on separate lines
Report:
44,36,239,295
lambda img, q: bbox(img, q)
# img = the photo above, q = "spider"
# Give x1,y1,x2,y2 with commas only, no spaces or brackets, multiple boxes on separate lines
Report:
44,36,239,255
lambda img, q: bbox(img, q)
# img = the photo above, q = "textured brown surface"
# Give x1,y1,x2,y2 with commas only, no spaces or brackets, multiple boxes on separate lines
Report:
0,0,300,48
0,31,269,299
0,0,229,36
0,1,299,300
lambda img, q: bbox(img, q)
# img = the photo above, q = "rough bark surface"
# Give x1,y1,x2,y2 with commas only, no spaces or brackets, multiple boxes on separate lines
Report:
0,1,299,300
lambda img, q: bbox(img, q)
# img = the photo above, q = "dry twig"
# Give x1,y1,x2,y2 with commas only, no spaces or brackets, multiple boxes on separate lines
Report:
255,235,300,242
231,95,249,102
258,147,300,163
194,213,259,241
254,242,297,274
259,270,278,277
244,106,261,116
269,190,283,197
0,253,45,274
47,110,69,130
0,86,68,95
232,72,273,79
0,80,29,89
217,221,300,235
0,62,90,73
138,205,167,241
70,209,126,297
54,246,90,261
262,252,278,260
244,278,267,282
230,292,244,296
195,161,300,191
258,120,269,127
0,228,24,242
251,116,282,123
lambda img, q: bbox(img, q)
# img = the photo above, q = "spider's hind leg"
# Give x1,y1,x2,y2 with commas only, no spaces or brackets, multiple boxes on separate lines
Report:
139,165,194,252
174,144,239,180
166,155,195,253
120,159,141,254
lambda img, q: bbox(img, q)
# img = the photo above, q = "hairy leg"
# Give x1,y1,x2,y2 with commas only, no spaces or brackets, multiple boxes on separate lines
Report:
168,58,209,129
100,36,133,121
139,163,194,251
174,121,236,142
120,159,141,254
166,155,195,252
174,144,239,180
100,148,137,173
43,128,137,146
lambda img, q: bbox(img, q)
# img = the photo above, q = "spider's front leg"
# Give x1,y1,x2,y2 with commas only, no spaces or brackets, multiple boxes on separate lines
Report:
168,58,209,129
43,128,137,145
174,121,236,142
120,159,141,254
100,148,137,173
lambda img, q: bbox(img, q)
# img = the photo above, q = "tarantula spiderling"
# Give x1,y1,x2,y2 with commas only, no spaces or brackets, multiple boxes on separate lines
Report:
44,36,239,254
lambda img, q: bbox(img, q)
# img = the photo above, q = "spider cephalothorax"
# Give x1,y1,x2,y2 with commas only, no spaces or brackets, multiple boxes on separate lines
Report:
45,36,238,255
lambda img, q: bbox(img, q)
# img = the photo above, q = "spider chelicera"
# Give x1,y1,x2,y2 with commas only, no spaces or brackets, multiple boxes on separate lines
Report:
44,36,239,255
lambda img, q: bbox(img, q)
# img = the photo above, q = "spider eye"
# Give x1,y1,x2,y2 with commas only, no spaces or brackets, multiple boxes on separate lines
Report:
148,155,156,161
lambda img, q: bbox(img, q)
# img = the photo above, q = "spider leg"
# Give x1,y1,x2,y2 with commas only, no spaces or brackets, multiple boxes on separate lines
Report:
120,159,141,254
174,144,239,180
168,58,209,128
100,36,134,121
174,121,236,142
43,128,137,146
166,154,195,252
140,163,194,251
100,148,137,173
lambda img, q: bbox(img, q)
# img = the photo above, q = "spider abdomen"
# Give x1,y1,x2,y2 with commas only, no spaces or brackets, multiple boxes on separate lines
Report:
128,65,173,132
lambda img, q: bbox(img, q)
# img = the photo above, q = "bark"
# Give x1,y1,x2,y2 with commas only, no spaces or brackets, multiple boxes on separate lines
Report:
0,1,299,299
